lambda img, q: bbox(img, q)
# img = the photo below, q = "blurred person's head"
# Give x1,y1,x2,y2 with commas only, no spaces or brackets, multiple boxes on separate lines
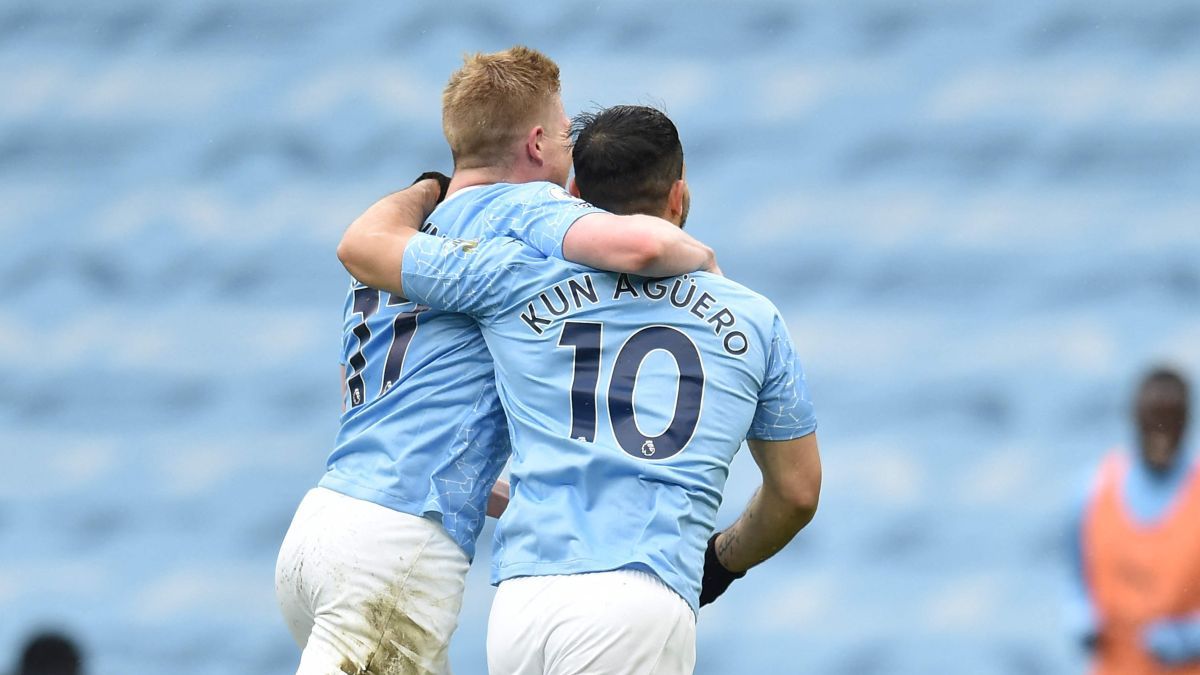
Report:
1134,367,1190,474
18,631,81,675
568,105,689,228
441,46,571,188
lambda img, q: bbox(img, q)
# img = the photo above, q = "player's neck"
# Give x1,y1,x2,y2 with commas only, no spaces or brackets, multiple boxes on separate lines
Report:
446,168,499,198
447,166,528,197
448,164,564,198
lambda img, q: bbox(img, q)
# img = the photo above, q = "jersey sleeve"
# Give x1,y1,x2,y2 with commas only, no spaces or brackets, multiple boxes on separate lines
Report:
499,183,606,259
747,313,818,441
401,232,535,319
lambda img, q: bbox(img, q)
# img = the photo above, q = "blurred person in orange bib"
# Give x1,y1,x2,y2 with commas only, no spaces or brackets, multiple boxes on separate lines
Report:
1068,367,1200,674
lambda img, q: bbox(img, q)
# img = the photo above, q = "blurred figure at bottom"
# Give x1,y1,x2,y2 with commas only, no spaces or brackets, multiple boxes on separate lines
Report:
1068,366,1200,674
16,631,82,675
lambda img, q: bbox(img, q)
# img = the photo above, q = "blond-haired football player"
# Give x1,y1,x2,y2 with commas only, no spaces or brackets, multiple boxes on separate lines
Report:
276,48,716,675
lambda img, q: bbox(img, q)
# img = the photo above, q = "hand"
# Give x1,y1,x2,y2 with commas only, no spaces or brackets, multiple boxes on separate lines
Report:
699,531,746,607
703,251,723,277
412,171,451,204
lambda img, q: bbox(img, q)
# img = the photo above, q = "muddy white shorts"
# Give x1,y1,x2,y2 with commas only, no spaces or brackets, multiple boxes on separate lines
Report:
486,569,696,675
275,487,470,675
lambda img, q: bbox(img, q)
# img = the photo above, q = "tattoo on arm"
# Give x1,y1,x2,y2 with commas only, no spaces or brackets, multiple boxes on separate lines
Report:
718,529,736,559
718,492,757,567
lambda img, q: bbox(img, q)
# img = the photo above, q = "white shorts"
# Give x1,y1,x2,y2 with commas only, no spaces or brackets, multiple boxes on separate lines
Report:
487,569,696,675
275,487,470,675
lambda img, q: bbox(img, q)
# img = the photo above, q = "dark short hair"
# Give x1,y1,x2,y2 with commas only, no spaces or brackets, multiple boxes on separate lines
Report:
1139,366,1190,402
19,632,81,675
571,105,684,216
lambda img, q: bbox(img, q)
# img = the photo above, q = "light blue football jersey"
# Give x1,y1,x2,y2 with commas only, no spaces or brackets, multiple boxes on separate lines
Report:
401,233,817,613
321,182,604,560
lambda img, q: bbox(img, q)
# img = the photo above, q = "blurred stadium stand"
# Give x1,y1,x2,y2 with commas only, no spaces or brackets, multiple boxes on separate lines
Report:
1,1,1198,673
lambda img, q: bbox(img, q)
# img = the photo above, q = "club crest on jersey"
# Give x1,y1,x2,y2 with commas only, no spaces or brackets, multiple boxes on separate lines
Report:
438,237,479,256
547,185,594,209
641,440,657,457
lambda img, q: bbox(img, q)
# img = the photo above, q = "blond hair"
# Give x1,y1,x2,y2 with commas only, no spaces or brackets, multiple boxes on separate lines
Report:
442,46,562,169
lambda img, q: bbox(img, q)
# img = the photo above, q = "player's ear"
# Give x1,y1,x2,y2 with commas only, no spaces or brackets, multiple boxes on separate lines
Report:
667,179,686,219
525,125,545,166
568,177,581,198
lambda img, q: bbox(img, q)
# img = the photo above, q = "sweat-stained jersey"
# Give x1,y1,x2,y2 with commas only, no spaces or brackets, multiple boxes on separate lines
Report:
400,233,818,613
321,182,605,560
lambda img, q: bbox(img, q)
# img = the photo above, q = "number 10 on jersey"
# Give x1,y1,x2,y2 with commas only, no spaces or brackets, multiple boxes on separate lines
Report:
557,321,705,461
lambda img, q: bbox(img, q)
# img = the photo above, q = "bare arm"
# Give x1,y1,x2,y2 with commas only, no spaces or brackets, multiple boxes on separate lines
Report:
716,433,821,572
335,180,441,297
561,213,719,277
487,479,510,518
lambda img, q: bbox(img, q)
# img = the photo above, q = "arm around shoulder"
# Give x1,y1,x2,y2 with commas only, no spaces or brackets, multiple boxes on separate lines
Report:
336,180,441,297
561,212,718,277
